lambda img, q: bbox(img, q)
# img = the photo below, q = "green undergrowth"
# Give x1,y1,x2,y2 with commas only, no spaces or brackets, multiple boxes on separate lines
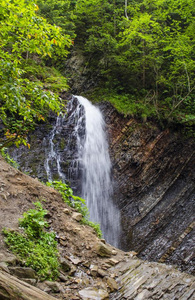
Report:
0,148,19,169
3,202,59,281
46,180,102,238
84,88,195,127
23,59,69,94
84,88,160,119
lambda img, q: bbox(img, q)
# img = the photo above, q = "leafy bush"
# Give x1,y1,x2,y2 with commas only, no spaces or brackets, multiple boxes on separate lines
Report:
3,202,59,281
46,180,102,238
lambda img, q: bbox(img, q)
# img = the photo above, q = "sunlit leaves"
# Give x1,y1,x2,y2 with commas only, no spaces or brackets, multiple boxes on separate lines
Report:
0,0,72,59
0,0,71,149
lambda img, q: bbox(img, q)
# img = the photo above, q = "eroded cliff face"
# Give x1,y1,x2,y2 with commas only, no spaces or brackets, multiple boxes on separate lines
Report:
9,100,194,275
100,102,194,275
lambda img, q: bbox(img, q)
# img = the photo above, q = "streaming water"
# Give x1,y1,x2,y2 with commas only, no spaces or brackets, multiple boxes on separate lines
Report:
74,96,121,247
45,114,66,182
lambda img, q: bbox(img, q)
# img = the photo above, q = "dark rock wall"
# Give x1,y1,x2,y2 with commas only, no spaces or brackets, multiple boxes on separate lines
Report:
8,121,52,181
100,102,194,275
8,97,84,194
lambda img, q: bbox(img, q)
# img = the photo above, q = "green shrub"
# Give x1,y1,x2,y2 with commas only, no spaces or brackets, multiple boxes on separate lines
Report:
3,202,59,281
81,218,102,239
46,180,102,238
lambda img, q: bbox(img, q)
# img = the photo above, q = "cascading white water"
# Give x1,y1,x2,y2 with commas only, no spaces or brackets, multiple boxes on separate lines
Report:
44,96,121,247
75,96,121,247
45,115,65,182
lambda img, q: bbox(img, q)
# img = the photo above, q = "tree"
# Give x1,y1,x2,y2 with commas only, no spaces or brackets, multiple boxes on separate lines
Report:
117,0,195,122
0,0,72,149
37,0,76,37
64,0,195,124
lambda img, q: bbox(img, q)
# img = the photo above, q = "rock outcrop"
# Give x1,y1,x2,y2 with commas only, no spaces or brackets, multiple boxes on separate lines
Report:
0,270,56,300
100,102,194,275
110,257,195,299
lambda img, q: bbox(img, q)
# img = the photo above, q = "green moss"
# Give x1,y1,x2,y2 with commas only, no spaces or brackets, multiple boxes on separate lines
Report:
59,138,66,150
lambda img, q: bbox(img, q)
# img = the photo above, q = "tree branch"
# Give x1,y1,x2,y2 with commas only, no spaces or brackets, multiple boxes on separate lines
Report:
167,86,195,119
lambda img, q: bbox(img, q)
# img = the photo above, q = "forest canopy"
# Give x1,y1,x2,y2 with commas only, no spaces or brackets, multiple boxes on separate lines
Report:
69,0,195,125
0,0,194,149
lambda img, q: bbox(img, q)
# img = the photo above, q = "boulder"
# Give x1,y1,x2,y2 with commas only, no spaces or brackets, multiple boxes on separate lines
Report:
0,253,17,266
60,258,71,272
96,242,112,257
8,267,37,279
90,265,98,277
107,258,119,266
79,287,109,300
104,277,118,292
45,281,63,293
72,212,83,221
97,269,108,278
63,208,70,214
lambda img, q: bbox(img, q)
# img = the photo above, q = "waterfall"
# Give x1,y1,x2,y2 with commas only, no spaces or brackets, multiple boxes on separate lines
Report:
74,96,121,247
44,96,121,247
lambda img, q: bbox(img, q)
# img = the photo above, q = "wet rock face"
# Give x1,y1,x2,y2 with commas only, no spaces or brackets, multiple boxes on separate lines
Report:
8,97,84,194
100,102,195,275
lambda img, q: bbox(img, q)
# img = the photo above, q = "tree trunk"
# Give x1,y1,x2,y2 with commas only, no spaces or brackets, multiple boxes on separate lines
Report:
0,270,56,300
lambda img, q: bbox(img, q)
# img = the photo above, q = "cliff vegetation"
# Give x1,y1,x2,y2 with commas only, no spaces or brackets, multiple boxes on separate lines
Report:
0,0,194,151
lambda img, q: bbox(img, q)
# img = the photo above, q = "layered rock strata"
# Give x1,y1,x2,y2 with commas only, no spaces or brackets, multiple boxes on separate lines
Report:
100,102,194,275
110,257,195,299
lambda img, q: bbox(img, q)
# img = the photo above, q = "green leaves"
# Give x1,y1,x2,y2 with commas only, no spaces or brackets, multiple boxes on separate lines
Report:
19,201,49,238
0,0,72,150
3,202,60,280
46,180,88,216
0,147,19,168
47,180,102,237
0,0,71,58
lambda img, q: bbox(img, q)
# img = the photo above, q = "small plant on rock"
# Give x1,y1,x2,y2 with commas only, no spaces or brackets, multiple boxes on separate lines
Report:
3,202,59,281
